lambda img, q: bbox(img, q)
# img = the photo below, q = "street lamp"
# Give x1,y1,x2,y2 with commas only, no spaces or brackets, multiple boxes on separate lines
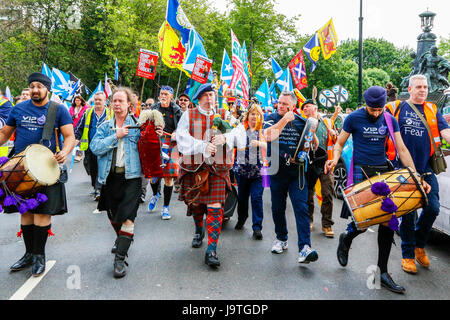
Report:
419,10,436,33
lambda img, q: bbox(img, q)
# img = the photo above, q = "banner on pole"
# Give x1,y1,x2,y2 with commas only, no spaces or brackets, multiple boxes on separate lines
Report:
136,49,158,80
191,56,212,84
289,50,307,91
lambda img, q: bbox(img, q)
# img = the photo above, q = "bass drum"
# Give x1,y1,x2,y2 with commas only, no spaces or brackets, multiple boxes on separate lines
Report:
223,184,238,219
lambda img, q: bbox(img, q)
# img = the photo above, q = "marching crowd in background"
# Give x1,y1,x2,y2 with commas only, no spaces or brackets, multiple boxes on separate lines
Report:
0,72,449,295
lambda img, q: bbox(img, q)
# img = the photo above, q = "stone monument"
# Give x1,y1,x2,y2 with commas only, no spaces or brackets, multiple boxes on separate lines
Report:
399,10,450,103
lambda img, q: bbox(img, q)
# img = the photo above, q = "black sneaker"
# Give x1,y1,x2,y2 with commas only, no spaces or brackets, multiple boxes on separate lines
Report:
253,230,263,240
192,233,203,248
234,221,245,230
205,251,220,268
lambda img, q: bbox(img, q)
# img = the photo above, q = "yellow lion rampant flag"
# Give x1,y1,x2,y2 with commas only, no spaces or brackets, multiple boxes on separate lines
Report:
158,21,186,70
317,18,338,60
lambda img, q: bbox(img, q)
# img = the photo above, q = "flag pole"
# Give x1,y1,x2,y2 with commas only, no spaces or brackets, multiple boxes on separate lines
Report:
358,0,364,107
175,69,183,98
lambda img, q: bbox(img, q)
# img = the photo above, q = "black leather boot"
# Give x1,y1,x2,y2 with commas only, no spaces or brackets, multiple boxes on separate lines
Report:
113,235,133,278
31,254,46,277
192,233,204,248
205,251,220,268
10,252,33,271
380,273,406,294
337,232,351,267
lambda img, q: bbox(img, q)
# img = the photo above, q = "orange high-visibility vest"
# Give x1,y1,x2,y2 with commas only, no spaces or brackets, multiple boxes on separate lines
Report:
385,100,441,160
322,117,335,160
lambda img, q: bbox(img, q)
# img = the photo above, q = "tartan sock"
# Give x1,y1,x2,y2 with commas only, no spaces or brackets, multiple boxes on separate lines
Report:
33,224,51,255
20,224,35,253
206,207,224,253
163,185,173,207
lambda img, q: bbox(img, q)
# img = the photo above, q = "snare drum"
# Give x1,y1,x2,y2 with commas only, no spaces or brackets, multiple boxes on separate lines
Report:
342,167,428,230
223,184,238,218
0,144,60,196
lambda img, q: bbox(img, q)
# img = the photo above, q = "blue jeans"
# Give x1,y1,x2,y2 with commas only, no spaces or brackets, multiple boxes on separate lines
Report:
400,170,440,259
236,175,264,231
269,170,310,251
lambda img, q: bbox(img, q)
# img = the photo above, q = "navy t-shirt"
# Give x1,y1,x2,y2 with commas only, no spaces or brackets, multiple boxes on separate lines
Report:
6,100,73,154
263,112,306,172
342,107,399,166
393,101,449,174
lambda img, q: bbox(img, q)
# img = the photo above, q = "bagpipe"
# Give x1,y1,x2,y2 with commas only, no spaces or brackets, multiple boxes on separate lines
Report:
135,109,169,179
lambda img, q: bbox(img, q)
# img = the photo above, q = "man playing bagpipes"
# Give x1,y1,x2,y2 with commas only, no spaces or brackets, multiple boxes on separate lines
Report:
147,86,183,220
176,83,245,268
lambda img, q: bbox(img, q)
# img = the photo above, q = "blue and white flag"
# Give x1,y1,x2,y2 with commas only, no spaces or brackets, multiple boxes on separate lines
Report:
220,49,234,86
271,57,283,80
166,0,201,45
5,86,12,102
303,33,320,72
269,80,278,102
276,68,293,92
254,79,271,108
87,81,103,106
182,29,213,82
41,63,53,79
114,58,119,81
51,68,71,99
66,80,81,101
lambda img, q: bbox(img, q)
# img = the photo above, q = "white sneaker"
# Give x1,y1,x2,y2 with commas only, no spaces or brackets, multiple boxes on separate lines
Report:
92,209,101,214
298,245,318,263
161,206,171,220
271,239,288,254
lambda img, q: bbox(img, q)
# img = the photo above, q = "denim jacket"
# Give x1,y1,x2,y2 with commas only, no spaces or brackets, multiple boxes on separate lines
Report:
90,115,142,184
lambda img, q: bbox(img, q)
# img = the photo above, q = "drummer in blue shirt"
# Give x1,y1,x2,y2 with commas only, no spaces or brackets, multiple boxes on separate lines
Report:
324,86,430,294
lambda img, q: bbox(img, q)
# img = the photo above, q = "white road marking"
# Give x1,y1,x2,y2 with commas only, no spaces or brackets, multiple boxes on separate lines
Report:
9,260,56,300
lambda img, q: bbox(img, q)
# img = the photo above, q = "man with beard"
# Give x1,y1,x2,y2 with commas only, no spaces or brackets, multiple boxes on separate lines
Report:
147,86,183,219
324,86,430,294
0,72,75,276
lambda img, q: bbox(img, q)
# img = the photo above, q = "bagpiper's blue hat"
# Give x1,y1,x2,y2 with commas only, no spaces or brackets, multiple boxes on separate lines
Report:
193,83,215,101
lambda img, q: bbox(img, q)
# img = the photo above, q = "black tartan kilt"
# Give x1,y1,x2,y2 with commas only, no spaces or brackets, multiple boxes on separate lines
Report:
3,182,68,216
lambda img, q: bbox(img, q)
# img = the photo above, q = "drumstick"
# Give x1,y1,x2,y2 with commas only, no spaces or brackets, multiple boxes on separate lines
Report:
55,129,60,153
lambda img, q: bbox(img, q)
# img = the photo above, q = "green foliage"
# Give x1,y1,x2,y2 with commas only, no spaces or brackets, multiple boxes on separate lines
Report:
0,0,421,107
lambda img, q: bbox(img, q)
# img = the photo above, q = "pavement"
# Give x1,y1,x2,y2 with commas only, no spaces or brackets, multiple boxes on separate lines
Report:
0,161,449,300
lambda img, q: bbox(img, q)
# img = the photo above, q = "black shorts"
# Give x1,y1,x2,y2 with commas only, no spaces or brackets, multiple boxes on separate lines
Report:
3,182,68,216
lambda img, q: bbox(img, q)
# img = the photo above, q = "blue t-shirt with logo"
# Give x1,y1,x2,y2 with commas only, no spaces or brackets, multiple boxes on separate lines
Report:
6,100,73,154
263,112,306,173
343,107,399,166
394,101,449,174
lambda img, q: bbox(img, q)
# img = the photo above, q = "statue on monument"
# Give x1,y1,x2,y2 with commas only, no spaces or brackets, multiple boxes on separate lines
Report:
418,45,450,93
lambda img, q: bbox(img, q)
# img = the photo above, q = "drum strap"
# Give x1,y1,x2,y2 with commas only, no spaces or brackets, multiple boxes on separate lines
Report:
40,101,59,146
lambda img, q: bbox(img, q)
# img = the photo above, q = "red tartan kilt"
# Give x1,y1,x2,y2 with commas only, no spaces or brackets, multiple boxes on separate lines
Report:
178,167,230,205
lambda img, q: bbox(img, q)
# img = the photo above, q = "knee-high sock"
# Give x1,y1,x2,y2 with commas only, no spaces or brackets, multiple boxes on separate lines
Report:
377,224,394,274
163,185,173,207
206,207,224,253
20,224,35,254
189,205,205,235
33,225,51,255
119,224,134,238
151,179,161,196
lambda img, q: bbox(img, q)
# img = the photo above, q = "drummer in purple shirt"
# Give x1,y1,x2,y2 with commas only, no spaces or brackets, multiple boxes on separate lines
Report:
324,86,430,294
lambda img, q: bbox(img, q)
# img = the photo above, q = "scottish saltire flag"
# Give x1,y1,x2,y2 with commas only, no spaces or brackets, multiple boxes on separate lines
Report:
220,49,234,86
114,58,119,81
66,79,80,101
182,29,213,82
51,68,71,99
276,68,293,92
255,79,271,108
269,80,278,102
87,81,103,106
166,0,199,45
303,33,321,72
41,63,52,79
271,57,283,80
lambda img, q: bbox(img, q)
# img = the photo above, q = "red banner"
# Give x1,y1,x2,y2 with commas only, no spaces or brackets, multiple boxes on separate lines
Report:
136,49,158,80
289,50,307,91
191,56,212,84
